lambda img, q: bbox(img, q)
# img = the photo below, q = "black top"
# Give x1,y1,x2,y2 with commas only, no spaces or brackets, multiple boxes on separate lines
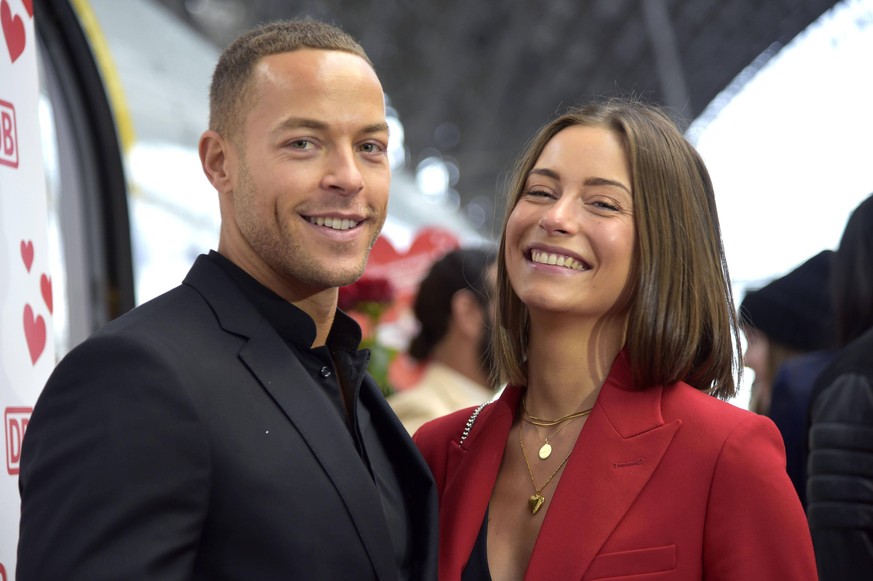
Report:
462,510,492,580
209,251,414,577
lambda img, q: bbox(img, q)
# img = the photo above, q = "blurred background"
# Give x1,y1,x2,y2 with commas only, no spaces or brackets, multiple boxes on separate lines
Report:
33,0,873,404
150,0,870,237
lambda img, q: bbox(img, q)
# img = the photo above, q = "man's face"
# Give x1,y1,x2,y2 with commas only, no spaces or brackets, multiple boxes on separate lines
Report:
219,49,390,298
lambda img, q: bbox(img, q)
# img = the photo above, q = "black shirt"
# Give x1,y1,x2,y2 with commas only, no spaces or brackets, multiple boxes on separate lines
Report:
208,251,414,578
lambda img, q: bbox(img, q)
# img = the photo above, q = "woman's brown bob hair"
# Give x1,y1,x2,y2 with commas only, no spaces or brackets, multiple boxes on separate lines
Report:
493,98,742,399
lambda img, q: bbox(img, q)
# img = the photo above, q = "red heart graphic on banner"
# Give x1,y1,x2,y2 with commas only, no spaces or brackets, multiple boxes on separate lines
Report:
20,239,34,272
364,227,460,303
1,0,26,63
23,304,46,364
21,0,32,17
41,273,53,314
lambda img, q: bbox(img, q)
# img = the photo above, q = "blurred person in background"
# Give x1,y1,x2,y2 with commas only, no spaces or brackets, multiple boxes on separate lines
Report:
738,250,835,415
807,192,873,581
17,18,437,580
389,247,498,434
738,249,836,506
414,98,815,580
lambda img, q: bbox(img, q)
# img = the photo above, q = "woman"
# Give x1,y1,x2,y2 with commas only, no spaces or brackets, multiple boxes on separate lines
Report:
414,99,816,580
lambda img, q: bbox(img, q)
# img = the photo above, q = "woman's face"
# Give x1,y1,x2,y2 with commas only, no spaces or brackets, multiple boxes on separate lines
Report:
504,125,635,321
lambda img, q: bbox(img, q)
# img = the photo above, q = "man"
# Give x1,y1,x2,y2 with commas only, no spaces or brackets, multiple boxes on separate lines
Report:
388,247,497,434
18,19,437,580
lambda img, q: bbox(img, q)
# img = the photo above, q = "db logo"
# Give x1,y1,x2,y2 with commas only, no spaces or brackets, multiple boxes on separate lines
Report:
5,407,31,475
0,99,18,169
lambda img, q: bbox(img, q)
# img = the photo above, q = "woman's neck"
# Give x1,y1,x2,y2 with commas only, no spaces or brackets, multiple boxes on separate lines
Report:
523,312,626,418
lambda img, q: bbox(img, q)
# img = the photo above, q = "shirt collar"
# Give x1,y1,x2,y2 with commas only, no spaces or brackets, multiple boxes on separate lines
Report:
206,250,363,353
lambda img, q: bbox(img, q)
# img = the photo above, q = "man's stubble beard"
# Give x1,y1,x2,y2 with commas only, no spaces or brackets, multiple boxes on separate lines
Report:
234,161,386,291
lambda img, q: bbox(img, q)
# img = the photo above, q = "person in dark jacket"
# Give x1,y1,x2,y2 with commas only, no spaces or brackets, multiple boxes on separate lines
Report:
807,192,873,581
738,250,837,507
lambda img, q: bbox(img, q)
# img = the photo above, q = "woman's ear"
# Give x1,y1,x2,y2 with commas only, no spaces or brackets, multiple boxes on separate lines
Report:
199,129,235,194
451,289,485,340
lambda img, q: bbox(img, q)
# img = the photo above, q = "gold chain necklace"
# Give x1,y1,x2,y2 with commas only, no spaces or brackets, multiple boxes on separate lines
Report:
522,415,578,460
521,395,594,427
520,396,593,459
519,422,573,515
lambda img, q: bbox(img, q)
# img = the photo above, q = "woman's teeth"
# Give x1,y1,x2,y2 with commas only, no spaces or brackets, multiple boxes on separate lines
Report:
530,249,586,271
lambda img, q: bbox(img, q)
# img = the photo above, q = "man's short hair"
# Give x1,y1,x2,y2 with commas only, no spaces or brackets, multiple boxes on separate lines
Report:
408,247,497,361
209,18,373,140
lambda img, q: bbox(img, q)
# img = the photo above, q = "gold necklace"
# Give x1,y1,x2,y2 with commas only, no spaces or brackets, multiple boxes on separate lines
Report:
522,415,577,460
521,395,594,427
519,422,573,515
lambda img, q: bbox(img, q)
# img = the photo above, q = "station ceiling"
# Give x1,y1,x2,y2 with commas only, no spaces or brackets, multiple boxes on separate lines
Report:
157,0,841,234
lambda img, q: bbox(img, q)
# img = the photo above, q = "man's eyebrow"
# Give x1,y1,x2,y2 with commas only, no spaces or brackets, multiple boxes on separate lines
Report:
528,168,631,195
362,122,390,135
274,118,390,136
276,117,328,131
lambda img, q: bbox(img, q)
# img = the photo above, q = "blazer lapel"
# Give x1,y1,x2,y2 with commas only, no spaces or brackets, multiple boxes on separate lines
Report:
526,353,681,580
439,388,521,576
184,257,397,580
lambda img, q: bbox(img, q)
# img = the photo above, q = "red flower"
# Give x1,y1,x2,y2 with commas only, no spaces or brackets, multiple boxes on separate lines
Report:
338,277,395,312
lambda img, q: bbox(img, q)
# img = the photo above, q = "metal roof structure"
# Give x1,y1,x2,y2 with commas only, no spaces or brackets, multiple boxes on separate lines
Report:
156,0,841,235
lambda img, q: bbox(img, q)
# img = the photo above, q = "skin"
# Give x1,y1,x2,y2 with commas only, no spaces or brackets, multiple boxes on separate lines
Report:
199,49,390,347
489,125,636,581
742,326,772,413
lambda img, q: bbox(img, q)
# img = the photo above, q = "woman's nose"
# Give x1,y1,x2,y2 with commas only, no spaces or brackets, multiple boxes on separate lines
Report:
538,197,576,235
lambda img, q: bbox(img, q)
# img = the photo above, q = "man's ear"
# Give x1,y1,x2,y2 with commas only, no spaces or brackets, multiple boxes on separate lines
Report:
451,289,485,339
199,129,235,194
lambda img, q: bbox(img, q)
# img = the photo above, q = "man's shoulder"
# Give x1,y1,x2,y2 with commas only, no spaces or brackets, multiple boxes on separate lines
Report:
94,282,207,338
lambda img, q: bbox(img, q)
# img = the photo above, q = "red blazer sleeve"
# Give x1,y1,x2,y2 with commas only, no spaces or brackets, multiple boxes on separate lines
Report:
702,412,817,580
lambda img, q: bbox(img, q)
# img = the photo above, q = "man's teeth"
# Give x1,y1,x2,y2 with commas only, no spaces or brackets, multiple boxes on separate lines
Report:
309,217,358,230
530,249,586,271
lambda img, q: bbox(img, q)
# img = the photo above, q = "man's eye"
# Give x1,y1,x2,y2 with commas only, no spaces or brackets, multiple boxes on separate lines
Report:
289,140,311,149
360,142,385,154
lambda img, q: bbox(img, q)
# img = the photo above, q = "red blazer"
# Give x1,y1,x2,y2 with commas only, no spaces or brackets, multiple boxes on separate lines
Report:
414,351,817,580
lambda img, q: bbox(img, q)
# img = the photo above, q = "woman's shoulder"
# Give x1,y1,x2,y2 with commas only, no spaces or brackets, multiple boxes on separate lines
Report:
413,386,517,466
662,380,775,438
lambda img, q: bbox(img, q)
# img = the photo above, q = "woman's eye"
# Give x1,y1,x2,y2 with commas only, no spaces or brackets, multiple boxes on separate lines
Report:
592,200,620,211
526,189,554,199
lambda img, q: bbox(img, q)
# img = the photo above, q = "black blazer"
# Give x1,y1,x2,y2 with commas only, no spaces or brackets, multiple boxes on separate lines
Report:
18,255,438,580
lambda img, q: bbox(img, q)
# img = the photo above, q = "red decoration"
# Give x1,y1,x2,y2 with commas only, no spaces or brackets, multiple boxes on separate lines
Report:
23,304,45,364
1,0,26,63
19,239,33,272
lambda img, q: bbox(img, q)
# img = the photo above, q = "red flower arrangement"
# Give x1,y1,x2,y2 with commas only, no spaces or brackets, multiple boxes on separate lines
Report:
338,276,398,396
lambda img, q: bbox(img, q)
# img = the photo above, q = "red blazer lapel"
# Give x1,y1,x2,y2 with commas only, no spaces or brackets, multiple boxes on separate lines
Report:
439,388,521,577
526,353,681,580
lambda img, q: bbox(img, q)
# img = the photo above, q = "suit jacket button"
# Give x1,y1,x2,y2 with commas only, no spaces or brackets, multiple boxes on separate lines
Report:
320,366,332,378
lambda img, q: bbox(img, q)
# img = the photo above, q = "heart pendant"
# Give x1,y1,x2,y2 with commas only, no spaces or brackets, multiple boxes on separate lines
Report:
528,493,545,514
538,442,552,460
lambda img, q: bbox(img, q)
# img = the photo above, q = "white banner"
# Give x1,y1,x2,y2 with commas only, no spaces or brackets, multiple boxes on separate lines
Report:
0,0,54,578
